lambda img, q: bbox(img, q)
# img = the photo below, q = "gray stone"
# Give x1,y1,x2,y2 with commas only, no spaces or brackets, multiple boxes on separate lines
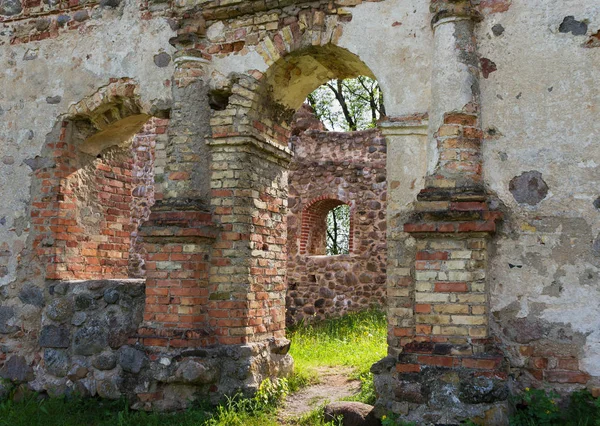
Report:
93,352,117,371
0,356,33,383
176,359,217,384
45,96,62,104
40,325,70,348
35,18,51,32
509,171,549,205
96,376,121,399
459,376,509,404
0,0,22,16
72,10,88,22
51,282,69,296
492,24,505,36
73,321,107,355
67,363,89,381
0,306,17,334
75,294,96,311
47,298,74,322
71,311,87,326
56,15,70,26
44,349,69,377
153,52,171,68
394,381,426,404
559,16,588,36
99,0,119,7
118,346,147,374
593,234,600,257
23,156,54,171
324,401,379,426
18,285,44,307
270,338,291,355
103,288,120,304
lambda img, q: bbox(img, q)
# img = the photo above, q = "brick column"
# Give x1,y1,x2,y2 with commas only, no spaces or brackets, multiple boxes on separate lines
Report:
372,2,508,421
207,136,292,345
137,51,220,348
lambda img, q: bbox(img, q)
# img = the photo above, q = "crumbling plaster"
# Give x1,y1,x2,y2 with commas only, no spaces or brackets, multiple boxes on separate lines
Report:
0,0,175,287
478,1,600,376
208,0,433,116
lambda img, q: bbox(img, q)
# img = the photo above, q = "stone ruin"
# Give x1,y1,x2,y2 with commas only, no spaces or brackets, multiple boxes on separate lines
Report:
1,0,599,423
286,104,387,326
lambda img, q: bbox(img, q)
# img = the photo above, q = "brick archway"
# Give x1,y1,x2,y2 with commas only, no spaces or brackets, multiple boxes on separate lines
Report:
30,79,165,281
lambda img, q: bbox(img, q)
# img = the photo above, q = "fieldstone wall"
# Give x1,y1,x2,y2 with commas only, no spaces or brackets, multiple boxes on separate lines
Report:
0,279,292,409
286,106,387,325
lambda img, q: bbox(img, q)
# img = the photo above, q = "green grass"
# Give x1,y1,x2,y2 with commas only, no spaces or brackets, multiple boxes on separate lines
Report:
0,310,388,426
288,309,387,393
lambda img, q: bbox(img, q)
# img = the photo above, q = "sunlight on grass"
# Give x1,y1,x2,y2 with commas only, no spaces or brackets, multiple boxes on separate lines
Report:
289,309,387,375
287,309,387,400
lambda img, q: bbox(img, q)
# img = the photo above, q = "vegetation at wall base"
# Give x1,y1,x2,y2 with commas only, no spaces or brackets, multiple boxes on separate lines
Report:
0,310,387,425
509,388,600,426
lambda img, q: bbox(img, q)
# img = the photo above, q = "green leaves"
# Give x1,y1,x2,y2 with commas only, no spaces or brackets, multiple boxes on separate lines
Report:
307,76,385,132
510,388,600,426
326,205,350,256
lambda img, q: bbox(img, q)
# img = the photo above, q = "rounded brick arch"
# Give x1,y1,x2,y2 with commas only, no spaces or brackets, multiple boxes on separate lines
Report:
30,79,165,280
300,196,354,256
208,15,382,147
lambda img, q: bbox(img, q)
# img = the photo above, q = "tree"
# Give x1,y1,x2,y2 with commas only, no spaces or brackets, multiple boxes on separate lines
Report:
326,205,350,255
306,76,385,132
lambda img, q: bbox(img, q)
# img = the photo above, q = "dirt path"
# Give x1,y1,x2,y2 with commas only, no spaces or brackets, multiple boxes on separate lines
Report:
279,366,361,422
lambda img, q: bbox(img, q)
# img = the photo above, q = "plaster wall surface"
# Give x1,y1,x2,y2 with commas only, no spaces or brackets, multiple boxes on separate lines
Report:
477,1,600,379
0,0,175,288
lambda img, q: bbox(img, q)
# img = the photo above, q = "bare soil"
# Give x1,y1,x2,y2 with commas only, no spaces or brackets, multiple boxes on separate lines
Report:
279,366,360,422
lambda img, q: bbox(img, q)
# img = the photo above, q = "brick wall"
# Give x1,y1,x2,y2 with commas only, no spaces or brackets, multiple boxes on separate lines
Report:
31,118,159,281
286,109,387,325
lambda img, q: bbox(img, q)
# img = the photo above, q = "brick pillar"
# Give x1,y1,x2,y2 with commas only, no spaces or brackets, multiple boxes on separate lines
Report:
372,3,508,421
207,136,292,345
137,52,220,348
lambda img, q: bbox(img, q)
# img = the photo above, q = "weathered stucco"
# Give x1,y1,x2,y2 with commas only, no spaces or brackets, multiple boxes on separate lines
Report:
477,1,600,378
0,0,174,287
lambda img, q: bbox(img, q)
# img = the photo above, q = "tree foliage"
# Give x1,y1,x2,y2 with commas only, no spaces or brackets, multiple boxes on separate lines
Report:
326,205,350,256
306,76,385,132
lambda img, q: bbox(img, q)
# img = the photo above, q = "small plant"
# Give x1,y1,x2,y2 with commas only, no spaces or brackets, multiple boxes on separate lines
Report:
254,378,289,410
510,387,562,426
563,389,600,426
381,412,416,426
509,387,600,426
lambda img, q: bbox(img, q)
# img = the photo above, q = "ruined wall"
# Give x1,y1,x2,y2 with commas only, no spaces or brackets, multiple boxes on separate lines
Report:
477,1,600,391
286,112,387,325
0,0,599,418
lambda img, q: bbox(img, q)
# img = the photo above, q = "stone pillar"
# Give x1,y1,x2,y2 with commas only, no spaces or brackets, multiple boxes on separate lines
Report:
425,0,484,195
372,2,508,423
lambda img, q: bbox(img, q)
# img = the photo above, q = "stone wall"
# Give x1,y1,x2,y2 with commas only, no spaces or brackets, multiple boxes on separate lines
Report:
286,108,387,325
